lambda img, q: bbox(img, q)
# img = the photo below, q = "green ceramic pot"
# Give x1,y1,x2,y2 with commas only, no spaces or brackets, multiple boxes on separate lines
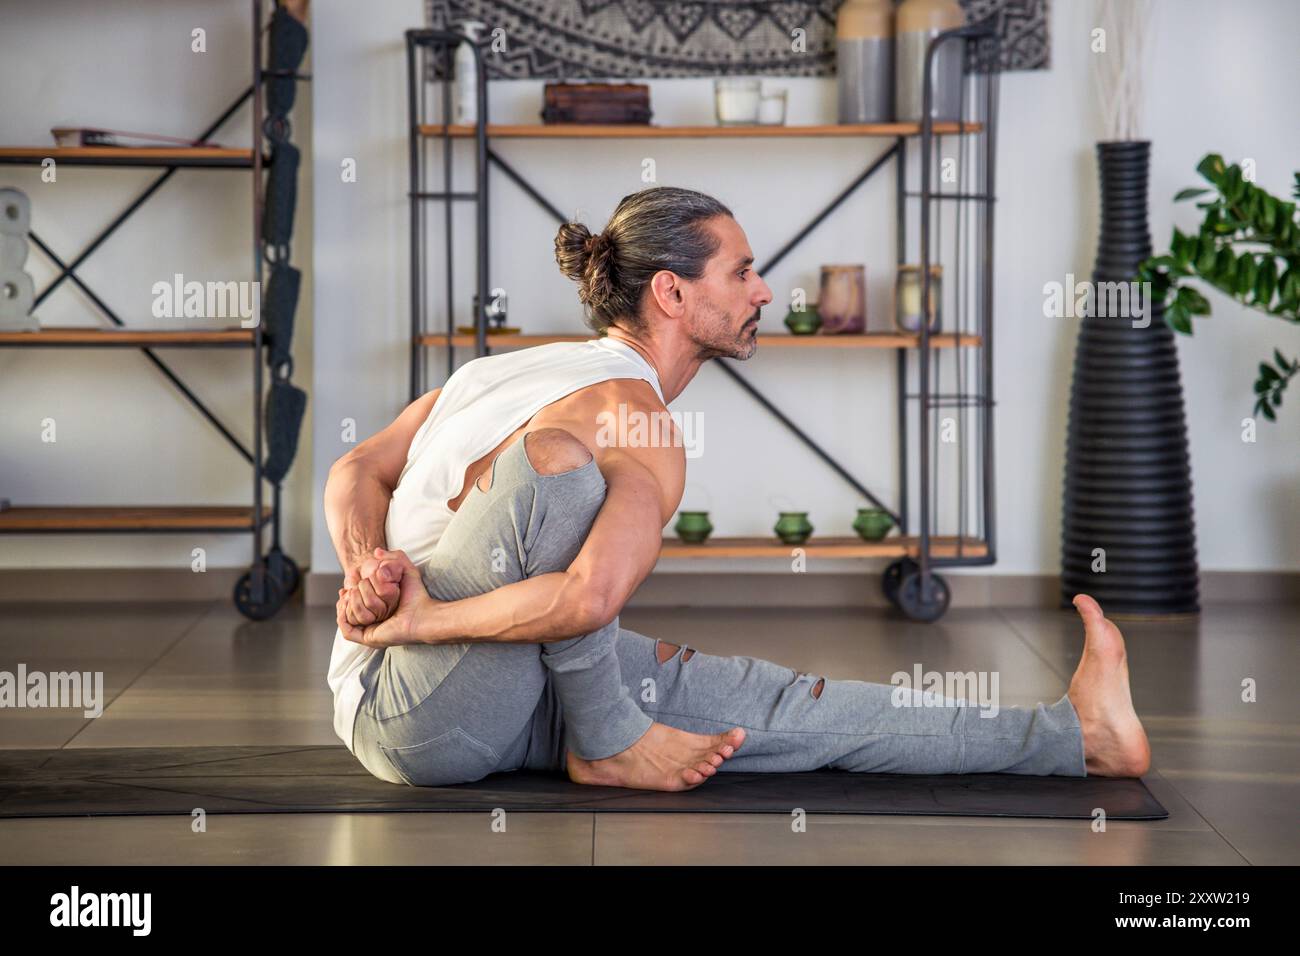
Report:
783,305,823,335
773,511,814,545
674,510,713,544
852,507,895,541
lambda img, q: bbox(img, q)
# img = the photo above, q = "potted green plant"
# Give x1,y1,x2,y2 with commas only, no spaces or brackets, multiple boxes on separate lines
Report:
1138,156,1300,421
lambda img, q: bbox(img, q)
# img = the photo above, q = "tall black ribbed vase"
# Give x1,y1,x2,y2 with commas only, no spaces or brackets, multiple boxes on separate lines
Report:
1061,141,1200,615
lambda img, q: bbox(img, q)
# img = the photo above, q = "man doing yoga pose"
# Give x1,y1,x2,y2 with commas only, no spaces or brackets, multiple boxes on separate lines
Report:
325,186,1151,792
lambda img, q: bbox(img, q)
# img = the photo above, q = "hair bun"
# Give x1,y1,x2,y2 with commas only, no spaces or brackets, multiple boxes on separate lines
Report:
554,221,594,282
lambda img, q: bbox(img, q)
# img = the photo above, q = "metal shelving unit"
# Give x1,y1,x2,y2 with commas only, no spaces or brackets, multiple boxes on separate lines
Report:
0,0,305,619
403,25,1001,621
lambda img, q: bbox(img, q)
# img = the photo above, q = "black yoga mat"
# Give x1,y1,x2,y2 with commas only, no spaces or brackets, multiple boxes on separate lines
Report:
0,746,1168,820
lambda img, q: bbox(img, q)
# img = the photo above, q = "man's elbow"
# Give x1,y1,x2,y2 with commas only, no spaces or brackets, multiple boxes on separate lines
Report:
328,450,387,489
580,591,616,633
567,577,618,633
329,448,360,475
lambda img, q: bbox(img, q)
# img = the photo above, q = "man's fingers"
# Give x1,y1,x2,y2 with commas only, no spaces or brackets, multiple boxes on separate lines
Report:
377,557,416,585
357,578,392,617
337,596,359,638
345,586,377,626
337,600,372,645
374,577,401,607
377,548,415,570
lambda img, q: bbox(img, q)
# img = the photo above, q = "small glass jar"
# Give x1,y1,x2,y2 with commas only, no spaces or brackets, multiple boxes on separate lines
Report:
894,264,943,335
758,88,788,125
714,78,761,126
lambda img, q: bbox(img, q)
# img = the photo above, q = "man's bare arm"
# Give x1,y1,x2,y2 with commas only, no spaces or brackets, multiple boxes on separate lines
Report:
324,388,439,580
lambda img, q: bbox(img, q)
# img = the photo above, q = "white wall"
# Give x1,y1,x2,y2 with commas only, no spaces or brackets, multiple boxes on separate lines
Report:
0,0,314,572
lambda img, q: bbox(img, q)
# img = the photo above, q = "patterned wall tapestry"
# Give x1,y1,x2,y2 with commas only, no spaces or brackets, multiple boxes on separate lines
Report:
424,0,1049,79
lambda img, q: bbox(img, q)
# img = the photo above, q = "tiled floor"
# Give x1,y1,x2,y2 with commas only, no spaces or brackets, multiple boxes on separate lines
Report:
0,599,1293,865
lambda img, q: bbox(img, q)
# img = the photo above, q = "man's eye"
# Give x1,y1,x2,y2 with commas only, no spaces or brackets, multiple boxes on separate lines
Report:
738,269,749,279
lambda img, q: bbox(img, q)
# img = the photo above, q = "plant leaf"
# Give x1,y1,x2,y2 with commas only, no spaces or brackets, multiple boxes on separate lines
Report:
1166,301,1192,334
1237,254,1259,296
1182,287,1212,315
1196,233,1218,273
1197,153,1227,184
1255,256,1278,305
1263,195,1279,232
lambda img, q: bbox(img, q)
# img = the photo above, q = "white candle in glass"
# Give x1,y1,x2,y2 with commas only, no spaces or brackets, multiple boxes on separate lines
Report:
758,90,787,124
715,79,761,125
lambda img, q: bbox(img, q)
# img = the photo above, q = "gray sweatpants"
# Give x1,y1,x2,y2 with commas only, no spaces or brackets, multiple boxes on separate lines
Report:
351,434,1087,787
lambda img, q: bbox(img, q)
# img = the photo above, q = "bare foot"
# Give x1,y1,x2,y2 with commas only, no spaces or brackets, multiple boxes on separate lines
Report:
1067,594,1152,777
566,722,747,792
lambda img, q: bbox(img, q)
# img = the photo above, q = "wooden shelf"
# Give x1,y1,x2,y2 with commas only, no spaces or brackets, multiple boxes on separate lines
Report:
0,326,257,348
659,535,987,559
417,332,981,350
0,146,256,168
419,122,984,140
0,506,274,533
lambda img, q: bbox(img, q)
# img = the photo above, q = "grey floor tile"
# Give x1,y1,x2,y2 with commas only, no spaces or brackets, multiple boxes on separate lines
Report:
68,604,339,748
1145,731,1300,865
0,602,211,749
591,812,1246,865
0,812,595,865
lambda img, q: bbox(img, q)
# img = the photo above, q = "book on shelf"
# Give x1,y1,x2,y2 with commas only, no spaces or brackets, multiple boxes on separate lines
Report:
50,127,223,149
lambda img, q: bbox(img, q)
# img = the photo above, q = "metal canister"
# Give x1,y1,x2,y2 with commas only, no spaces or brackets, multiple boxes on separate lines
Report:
837,0,894,123
895,0,966,123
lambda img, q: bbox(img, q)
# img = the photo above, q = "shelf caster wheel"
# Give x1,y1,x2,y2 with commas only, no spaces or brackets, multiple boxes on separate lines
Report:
234,567,287,621
896,570,951,622
266,547,301,596
882,558,919,607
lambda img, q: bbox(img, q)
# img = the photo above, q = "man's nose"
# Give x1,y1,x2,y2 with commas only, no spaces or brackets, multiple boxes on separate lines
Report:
755,275,774,306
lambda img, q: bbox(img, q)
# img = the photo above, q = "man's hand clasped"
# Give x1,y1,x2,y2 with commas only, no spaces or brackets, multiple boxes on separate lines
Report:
336,548,439,648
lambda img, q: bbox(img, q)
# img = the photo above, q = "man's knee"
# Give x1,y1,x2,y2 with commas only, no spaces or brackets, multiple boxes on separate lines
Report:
655,640,695,664
524,427,593,476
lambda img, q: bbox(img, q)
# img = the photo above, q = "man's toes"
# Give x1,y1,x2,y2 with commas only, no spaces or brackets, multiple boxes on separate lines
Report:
719,728,746,752
1073,593,1105,628
680,766,706,787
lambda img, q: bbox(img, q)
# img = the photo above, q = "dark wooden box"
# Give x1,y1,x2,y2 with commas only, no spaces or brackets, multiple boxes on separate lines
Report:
541,82,652,125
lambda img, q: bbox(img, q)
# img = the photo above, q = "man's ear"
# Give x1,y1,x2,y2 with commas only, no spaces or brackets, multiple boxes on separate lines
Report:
649,270,687,318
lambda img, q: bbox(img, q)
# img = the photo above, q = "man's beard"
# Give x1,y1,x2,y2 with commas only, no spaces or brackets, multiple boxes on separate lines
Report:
695,298,760,361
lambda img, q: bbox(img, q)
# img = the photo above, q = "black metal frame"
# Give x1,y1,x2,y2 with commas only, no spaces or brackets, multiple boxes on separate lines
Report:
1,0,305,615
910,25,1002,597
404,26,1001,609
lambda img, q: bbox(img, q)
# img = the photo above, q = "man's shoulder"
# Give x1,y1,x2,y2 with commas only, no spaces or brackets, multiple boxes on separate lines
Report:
543,378,678,452
531,379,684,521
563,376,665,414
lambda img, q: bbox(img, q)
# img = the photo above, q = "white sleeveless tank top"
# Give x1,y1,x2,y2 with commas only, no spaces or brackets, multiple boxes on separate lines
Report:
327,336,666,752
